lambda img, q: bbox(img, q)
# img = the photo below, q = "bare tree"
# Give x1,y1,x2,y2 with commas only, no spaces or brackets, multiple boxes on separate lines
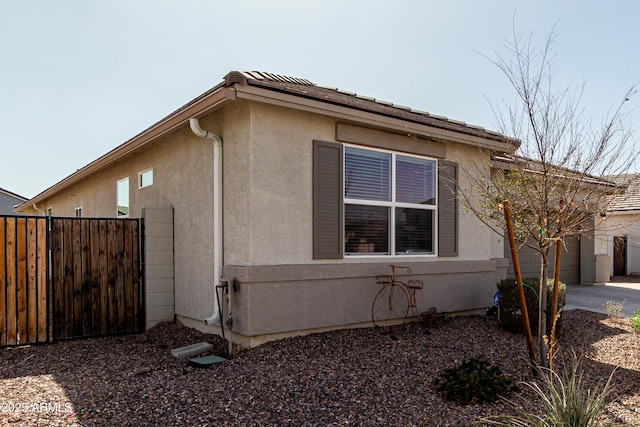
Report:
460,23,637,367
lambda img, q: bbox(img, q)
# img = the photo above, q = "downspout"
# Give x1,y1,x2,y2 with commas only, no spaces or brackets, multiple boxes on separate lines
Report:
189,118,224,326
32,203,46,216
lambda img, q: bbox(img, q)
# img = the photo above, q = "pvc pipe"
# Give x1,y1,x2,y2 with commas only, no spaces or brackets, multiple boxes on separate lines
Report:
189,118,223,326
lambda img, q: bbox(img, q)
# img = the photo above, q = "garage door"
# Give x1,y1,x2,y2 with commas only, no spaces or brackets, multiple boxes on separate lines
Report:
505,235,580,285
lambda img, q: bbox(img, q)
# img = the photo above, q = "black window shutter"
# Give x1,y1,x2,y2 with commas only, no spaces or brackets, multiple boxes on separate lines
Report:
438,161,458,257
313,140,343,259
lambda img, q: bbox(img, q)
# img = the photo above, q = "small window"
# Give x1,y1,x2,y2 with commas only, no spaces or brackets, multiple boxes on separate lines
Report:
46,207,52,217
75,207,82,218
117,178,129,217
139,168,153,188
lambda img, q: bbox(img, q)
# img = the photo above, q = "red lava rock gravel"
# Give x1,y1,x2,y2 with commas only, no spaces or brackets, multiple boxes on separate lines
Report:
1,310,639,426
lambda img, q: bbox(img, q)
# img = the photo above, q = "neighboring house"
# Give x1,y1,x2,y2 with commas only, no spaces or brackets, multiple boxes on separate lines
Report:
491,155,617,286
605,174,640,277
0,187,27,215
17,71,531,348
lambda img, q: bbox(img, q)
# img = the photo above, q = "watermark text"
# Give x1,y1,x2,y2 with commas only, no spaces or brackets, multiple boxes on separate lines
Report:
0,401,74,413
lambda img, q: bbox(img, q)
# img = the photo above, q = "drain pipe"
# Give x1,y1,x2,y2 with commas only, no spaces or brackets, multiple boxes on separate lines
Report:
189,118,223,326
32,203,46,216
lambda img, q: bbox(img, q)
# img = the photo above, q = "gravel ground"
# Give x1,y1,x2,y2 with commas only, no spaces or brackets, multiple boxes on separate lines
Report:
1,309,639,426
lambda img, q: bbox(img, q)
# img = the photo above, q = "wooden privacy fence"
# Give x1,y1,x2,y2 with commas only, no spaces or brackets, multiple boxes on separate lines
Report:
0,216,48,346
0,215,144,347
51,218,144,341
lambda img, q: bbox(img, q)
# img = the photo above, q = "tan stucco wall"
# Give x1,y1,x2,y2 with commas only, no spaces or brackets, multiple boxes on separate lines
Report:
227,102,500,266
36,118,220,323
39,98,508,346
215,102,507,346
220,259,507,348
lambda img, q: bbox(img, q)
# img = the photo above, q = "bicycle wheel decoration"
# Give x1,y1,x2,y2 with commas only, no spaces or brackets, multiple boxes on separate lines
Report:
371,284,410,328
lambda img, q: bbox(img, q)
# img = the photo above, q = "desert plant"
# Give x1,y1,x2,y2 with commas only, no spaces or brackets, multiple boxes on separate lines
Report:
630,310,640,333
483,358,615,427
434,357,514,405
604,300,626,319
497,277,566,335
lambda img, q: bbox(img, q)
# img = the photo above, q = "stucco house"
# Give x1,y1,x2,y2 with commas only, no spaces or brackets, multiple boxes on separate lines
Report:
487,153,618,287
17,71,532,348
605,174,640,277
0,187,27,215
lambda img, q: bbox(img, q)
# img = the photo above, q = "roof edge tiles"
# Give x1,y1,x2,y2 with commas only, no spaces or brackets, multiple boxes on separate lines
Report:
17,70,519,211
223,71,518,146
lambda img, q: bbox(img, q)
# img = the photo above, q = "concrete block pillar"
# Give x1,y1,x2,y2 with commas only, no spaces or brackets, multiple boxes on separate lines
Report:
143,207,175,329
595,254,610,285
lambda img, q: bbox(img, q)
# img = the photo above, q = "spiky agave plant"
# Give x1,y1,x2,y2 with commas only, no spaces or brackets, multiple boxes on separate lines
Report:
481,358,615,427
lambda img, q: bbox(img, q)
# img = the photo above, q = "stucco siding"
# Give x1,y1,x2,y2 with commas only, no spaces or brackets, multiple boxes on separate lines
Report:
443,144,498,260
34,97,511,345
224,260,505,346
220,101,254,266
606,212,640,276
210,101,509,345
248,103,333,265
237,102,500,266
37,120,220,323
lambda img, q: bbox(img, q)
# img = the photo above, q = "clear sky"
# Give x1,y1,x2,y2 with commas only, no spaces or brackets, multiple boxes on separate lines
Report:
1,0,638,199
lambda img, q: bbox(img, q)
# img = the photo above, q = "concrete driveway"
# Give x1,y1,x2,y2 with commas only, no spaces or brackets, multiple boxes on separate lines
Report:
565,277,640,316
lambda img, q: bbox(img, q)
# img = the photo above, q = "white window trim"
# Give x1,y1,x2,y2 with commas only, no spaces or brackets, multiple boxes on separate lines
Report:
75,207,82,218
343,143,438,257
138,168,153,189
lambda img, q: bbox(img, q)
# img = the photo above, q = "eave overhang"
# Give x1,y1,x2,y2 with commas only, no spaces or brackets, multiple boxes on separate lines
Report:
233,84,516,152
17,71,520,212
16,86,234,212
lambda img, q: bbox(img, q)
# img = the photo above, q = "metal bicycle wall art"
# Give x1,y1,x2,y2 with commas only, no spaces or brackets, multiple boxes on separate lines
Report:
372,265,423,328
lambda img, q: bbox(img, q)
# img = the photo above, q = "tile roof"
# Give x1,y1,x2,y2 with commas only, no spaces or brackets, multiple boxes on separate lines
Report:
15,70,521,210
223,71,519,146
491,154,619,188
607,174,640,211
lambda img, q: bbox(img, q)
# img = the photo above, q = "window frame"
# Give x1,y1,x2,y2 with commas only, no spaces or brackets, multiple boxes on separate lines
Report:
117,177,130,218
75,207,82,218
138,168,153,189
343,144,438,257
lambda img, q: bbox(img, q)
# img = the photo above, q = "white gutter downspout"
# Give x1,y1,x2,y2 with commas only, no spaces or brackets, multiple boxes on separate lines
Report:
189,118,223,326
32,203,46,216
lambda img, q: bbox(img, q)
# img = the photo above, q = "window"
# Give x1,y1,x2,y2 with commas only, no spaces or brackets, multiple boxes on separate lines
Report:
75,207,82,218
46,207,52,217
312,140,458,260
139,168,153,188
344,146,436,255
117,178,129,217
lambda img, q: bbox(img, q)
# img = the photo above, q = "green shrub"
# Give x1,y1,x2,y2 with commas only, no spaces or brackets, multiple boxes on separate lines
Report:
630,310,640,333
496,277,566,335
434,357,514,405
